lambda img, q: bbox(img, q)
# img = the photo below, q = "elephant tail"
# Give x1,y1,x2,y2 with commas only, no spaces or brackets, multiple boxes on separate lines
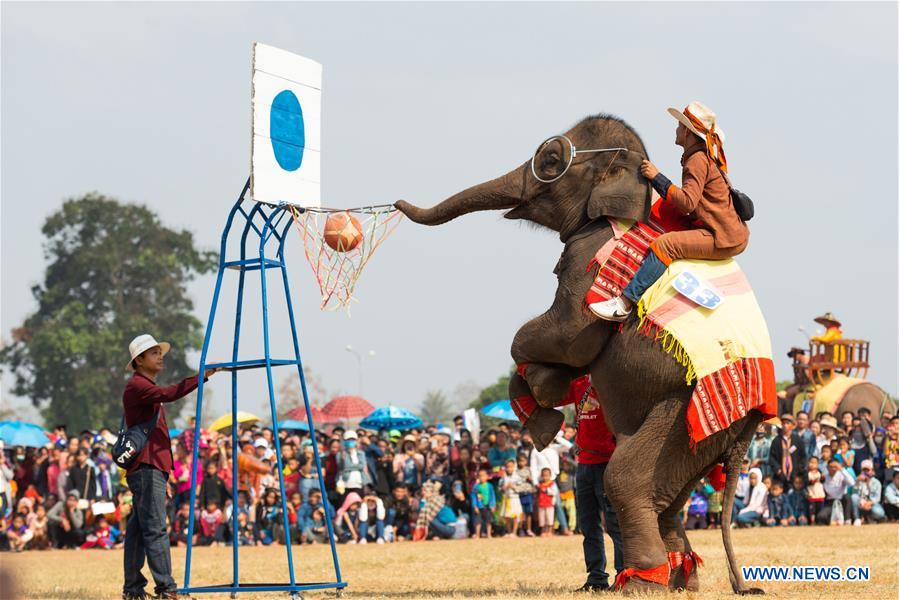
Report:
720,410,764,595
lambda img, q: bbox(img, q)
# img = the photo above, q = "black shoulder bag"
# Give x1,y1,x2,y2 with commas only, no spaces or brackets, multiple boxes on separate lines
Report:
112,409,161,470
716,165,755,222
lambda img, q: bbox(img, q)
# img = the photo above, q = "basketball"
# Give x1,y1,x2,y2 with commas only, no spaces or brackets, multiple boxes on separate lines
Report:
324,211,363,252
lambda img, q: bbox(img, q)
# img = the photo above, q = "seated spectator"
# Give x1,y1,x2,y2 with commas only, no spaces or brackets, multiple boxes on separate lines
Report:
883,469,899,521
385,484,413,542
170,503,194,548
231,510,254,546
255,489,283,545
852,460,885,524
358,493,386,544
818,458,855,525
29,504,50,549
47,490,85,548
448,479,472,536
413,481,453,540
306,506,329,544
732,459,751,520
335,492,362,544
6,514,31,552
199,500,225,546
787,475,809,525
80,515,120,549
470,467,496,539
765,480,795,526
736,468,767,527
285,491,304,544
535,467,558,537
684,482,710,530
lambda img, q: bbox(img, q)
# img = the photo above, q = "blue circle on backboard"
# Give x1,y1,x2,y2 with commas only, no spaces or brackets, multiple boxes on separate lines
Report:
270,90,305,171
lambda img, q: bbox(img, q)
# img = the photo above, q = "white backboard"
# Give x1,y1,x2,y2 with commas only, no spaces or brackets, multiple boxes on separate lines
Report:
250,43,322,207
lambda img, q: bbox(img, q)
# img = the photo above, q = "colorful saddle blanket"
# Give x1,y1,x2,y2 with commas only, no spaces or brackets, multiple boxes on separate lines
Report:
586,216,777,448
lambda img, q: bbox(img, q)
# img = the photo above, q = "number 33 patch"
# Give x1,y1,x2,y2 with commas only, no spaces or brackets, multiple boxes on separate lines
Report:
671,271,724,310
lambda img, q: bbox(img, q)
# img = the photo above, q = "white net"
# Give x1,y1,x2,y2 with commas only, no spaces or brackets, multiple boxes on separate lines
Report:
289,205,403,310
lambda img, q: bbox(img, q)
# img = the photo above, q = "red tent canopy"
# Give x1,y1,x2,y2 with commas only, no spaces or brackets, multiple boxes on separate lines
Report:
283,404,333,424
322,396,374,421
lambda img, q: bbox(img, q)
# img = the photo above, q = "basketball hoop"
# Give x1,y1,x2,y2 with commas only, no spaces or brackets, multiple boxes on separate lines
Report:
288,204,402,310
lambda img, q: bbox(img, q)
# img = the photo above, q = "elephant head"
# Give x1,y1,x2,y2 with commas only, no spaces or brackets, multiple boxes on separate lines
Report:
395,114,652,241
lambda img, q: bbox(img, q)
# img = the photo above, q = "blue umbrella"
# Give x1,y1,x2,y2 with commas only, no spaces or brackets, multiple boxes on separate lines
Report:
481,400,517,421
359,405,423,431
168,428,183,438
278,419,311,432
0,421,51,447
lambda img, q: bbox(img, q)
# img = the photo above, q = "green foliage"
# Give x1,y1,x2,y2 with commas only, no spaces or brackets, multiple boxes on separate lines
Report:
776,379,794,392
419,389,454,426
0,193,216,430
470,367,514,410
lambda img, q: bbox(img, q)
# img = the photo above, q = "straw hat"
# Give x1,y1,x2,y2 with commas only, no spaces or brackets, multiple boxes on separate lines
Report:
819,414,845,434
126,334,170,371
814,312,842,328
668,101,726,144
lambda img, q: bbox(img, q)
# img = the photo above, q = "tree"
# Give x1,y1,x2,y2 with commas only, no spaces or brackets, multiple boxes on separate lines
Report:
276,366,329,421
469,367,514,410
0,194,216,430
419,390,453,426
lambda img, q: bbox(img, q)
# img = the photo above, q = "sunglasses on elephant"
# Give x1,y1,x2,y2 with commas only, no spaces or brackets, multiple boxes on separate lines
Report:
530,135,642,183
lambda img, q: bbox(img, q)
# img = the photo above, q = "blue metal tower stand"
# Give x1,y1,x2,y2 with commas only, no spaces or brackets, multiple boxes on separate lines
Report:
180,180,346,598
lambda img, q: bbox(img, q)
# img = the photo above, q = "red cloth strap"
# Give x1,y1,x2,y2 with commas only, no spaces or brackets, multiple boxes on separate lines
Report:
615,562,670,589
668,551,703,583
707,464,726,491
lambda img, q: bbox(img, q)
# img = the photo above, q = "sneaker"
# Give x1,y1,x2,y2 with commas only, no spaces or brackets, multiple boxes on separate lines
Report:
574,582,610,593
376,537,385,544
154,591,189,600
358,538,367,544
588,296,632,322
853,518,862,526
384,525,394,542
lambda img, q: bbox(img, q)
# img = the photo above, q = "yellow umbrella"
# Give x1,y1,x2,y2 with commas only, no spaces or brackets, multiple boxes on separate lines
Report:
209,411,261,432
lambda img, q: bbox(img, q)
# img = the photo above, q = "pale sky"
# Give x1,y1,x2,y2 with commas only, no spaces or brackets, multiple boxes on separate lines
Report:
2,2,897,425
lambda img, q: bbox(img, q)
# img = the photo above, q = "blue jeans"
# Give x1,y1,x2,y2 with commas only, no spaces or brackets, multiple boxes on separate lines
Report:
622,250,667,303
731,497,746,521
555,501,569,532
386,508,411,539
124,466,177,596
576,463,624,587
736,510,761,526
429,519,455,539
358,519,385,541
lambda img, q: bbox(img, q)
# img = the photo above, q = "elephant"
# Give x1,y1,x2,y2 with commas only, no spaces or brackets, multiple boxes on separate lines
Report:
396,114,769,594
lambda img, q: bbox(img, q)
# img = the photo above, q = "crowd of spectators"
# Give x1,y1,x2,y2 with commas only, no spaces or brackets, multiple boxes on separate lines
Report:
2,406,898,552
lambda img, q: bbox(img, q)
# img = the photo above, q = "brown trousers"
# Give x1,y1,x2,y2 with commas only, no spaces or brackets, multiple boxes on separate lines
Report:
650,228,748,265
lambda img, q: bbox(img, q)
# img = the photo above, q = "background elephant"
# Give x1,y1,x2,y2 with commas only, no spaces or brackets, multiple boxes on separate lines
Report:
396,114,766,594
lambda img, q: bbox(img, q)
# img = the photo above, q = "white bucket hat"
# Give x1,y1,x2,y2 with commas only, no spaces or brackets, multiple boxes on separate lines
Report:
667,101,726,144
126,334,170,371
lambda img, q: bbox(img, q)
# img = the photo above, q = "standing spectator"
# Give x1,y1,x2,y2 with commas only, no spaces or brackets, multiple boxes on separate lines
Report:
393,436,424,493
513,453,535,537
818,458,855,525
470,467,496,539
805,456,826,524
882,417,899,474
198,460,230,511
787,475,809,525
487,432,516,472
337,431,372,498
499,459,522,537
66,448,97,504
852,460,885,523
535,467,558,537
747,424,773,478
768,414,806,486
795,412,817,463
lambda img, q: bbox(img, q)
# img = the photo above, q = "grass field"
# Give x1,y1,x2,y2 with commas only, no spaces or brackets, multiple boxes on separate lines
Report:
1,524,896,599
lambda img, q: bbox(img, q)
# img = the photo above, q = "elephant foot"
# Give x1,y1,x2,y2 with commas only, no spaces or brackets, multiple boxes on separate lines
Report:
614,564,670,595
737,587,765,595
616,577,668,595
525,406,564,451
668,551,701,592
669,567,699,592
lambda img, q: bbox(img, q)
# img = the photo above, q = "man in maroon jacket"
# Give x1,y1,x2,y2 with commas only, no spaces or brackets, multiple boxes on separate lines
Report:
122,334,218,600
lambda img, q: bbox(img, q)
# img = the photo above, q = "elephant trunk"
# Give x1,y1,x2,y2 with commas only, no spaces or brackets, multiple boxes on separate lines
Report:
395,164,525,225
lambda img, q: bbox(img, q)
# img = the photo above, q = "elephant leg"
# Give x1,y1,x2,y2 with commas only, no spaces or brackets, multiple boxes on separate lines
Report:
604,400,680,594
509,370,566,451
658,485,702,592
519,363,586,408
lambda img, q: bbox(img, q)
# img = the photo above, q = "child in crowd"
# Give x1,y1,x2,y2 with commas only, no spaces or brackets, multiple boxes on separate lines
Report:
6,514,31,552
557,455,577,533
336,492,363,544
80,515,119,549
787,475,809,525
707,485,723,529
307,507,329,544
499,459,522,537
29,504,50,549
255,489,283,545
384,484,413,541
471,467,496,539
514,453,536,537
805,456,826,524
358,493,386,544
535,468,558,537
684,481,710,530
765,480,795,526
232,510,254,546
171,503,193,547
199,500,225,546
736,468,768,527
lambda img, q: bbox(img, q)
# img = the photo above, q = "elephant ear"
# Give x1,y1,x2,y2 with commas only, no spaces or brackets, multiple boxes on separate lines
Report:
587,161,652,223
